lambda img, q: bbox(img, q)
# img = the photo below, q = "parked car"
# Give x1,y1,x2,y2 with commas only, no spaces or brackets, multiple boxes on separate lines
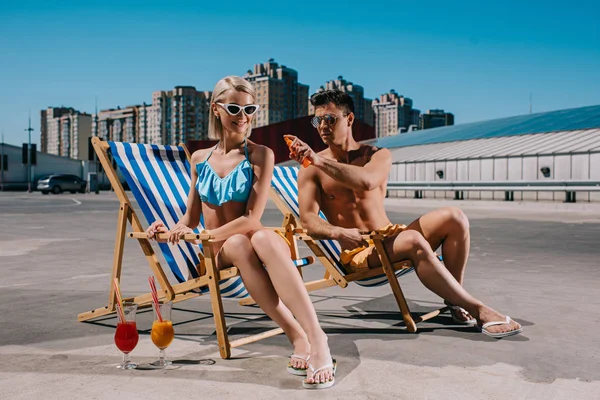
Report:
37,174,87,194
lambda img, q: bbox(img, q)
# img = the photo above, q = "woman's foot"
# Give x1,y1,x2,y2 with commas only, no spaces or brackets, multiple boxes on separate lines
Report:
288,335,310,372
304,333,335,387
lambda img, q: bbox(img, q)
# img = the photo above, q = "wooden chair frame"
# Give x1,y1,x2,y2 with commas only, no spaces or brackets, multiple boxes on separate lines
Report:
267,177,448,333
77,138,309,358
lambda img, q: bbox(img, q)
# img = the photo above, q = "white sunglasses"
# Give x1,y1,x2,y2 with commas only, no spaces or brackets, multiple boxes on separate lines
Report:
217,102,260,116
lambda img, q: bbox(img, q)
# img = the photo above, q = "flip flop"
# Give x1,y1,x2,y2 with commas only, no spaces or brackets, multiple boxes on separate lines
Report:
480,316,523,338
302,359,337,390
448,305,477,325
287,354,309,376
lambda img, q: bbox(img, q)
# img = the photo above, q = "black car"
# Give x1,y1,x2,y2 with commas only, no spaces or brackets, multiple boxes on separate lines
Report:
37,174,87,194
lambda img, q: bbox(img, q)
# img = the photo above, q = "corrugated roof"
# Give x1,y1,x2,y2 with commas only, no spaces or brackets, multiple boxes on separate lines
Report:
373,104,600,149
390,128,600,163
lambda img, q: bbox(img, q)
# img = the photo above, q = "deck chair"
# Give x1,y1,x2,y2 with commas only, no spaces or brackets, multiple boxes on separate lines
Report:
268,165,448,333
78,138,312,359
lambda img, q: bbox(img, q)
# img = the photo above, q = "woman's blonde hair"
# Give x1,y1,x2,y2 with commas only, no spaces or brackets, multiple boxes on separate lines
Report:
208,76,257,140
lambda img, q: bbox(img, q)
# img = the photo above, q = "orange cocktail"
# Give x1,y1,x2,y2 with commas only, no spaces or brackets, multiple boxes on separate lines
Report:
151,320,174,349
150,301,174,368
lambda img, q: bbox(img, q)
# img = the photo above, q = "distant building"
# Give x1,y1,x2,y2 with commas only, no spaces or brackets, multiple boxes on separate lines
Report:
419,109,454,130
411,109,421,127
309,76,374,126
372,90,415,137
92,103,151,143
150,86,212,145
0,142,87,190
41,107,91,160
244,59,309,128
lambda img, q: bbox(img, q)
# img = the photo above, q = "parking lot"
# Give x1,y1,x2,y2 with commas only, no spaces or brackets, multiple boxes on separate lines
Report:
1,191,599,399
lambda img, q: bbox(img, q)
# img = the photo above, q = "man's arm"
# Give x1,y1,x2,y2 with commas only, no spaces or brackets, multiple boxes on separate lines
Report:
314,147,391,191
286,135,392,191
297,167,338,240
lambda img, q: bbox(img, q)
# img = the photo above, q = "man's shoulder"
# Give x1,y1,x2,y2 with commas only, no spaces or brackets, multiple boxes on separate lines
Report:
359,143,386,155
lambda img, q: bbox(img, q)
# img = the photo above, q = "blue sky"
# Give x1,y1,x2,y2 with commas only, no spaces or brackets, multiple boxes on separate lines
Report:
1,0,599,146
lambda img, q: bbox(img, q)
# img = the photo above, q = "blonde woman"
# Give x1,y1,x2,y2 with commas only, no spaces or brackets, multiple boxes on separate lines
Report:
147,76,335,389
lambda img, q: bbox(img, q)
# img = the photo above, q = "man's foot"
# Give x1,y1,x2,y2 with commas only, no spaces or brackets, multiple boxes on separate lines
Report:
288,336,310,374
446,303,476,325
476,306,522,338
304,334,335,388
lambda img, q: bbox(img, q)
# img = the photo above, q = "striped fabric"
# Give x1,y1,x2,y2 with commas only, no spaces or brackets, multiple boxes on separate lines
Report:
272,166,415,287
108,141,248,299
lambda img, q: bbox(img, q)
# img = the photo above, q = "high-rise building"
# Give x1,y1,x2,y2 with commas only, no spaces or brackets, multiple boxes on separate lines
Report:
244,59,309,128
41,107,91,160
419,109,454,130
150,86,212,145
92,103,151,143
411,109,421,127
308,76,374,126
372,90,415,137
41,107,73,154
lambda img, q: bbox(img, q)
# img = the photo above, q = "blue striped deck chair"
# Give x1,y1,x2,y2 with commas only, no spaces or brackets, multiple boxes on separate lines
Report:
78,138,310,358
270,165,448,333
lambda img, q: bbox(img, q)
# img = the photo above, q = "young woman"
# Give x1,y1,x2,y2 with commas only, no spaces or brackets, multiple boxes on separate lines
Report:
147,76,335,389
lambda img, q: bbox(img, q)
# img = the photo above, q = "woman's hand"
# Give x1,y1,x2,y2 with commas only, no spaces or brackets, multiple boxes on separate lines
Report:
146,221,169,242
168,223,194,245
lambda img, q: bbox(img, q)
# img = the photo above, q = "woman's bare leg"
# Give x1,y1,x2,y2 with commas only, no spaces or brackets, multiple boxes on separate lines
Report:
217,234,309,368
250,229,334,385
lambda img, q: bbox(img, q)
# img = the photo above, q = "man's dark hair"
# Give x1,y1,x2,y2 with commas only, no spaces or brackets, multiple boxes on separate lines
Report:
310,89,354,115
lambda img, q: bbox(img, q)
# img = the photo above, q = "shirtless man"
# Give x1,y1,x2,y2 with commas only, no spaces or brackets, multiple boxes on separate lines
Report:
286,89,522,338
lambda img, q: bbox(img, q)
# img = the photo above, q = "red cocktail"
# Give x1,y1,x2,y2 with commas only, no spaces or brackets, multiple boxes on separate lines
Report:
115,321,139,353
114,301,139,369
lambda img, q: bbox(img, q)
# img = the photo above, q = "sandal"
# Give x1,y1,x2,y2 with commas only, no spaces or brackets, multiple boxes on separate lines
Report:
302,359,337,390
287,354,309,376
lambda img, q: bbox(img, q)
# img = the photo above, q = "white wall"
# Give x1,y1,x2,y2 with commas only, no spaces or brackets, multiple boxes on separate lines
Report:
389,152,599,203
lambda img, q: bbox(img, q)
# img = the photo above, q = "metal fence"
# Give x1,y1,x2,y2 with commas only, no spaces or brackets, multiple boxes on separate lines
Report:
386,180,600,202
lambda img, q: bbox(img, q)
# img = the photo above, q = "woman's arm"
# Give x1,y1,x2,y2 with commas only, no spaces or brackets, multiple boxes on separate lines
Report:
148,149,205,243
207,144,273,241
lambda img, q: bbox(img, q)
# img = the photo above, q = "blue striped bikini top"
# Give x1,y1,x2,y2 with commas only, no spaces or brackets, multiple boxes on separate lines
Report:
196,139,253,206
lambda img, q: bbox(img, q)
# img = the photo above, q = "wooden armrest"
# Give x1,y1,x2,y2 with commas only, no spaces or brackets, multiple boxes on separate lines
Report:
128,231,214,242
265,226,287,234
295,232,315,241
293,229,381,242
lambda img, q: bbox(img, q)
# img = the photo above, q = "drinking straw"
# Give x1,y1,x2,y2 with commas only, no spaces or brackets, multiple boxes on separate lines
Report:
148,276,163,322
112,278,126,323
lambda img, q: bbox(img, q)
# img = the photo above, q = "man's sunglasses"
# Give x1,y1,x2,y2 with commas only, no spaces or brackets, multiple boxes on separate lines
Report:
217,102,260,116
310,113,345,128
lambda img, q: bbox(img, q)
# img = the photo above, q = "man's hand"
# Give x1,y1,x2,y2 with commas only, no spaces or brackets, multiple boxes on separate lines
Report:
284,134,322,167
334,226,368,250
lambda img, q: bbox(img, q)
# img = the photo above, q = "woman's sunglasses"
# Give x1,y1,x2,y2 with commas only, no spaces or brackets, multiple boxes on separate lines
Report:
217,102,260,116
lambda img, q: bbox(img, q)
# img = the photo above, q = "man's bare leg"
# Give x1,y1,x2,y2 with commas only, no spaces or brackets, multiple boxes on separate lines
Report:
217,234,310,370
406,206,473,321
367,229,521,335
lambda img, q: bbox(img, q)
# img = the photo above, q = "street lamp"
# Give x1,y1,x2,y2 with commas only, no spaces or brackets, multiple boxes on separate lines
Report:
25,114,34,193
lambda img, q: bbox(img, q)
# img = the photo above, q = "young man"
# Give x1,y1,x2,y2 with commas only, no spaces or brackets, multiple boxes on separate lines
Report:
286,89,522,338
